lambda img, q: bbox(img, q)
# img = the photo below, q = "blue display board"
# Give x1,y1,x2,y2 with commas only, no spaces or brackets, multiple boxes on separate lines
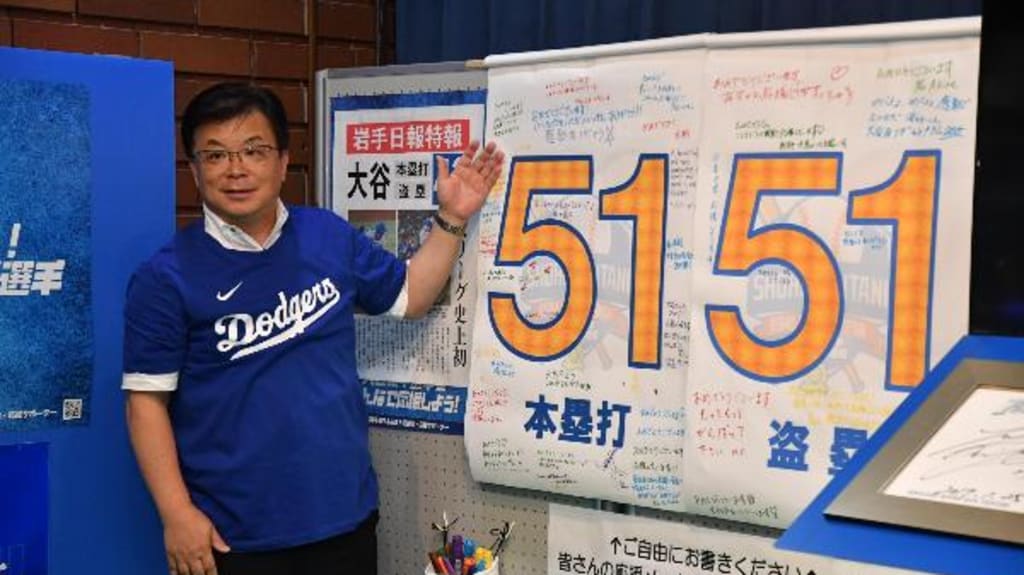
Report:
0,443,47,574
0,47,174,575
778,334,1024,575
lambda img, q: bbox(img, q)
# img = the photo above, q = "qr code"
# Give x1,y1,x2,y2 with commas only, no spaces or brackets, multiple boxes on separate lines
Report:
62,398,83,421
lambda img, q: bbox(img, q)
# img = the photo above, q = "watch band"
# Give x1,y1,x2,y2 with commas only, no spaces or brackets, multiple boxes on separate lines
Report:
433,212,467,238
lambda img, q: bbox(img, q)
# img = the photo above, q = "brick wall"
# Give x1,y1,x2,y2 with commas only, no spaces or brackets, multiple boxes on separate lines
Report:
0,0,396,228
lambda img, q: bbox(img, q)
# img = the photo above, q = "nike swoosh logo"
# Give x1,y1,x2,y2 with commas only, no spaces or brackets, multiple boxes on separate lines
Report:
216,281,244,302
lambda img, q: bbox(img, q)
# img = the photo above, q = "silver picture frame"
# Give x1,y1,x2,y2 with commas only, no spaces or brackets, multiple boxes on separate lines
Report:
826,358,1024,545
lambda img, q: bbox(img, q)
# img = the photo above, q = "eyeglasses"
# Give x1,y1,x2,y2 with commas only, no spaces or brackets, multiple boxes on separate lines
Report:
192,144,278,167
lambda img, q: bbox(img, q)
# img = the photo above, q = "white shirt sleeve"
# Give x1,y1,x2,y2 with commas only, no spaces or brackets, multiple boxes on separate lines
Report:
122,372,178,392
386,276,409,318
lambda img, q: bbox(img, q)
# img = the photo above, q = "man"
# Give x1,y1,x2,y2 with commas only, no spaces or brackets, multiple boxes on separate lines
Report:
122,82,503,575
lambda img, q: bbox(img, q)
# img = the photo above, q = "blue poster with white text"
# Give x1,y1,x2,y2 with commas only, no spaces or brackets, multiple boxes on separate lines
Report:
0,79,93,430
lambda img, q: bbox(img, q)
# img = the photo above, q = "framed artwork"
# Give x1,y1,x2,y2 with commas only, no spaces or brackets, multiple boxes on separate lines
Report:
827,358,1024,545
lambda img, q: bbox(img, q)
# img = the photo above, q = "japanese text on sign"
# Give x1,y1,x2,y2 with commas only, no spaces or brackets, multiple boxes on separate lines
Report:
0,223,66,297
346,120,470,154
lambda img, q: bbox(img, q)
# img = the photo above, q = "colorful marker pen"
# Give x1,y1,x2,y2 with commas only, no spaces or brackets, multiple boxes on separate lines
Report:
429,551,449,575
452,534,464,575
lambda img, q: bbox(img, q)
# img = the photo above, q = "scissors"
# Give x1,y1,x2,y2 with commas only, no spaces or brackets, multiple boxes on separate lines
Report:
488,520,515,556
431,511,459,548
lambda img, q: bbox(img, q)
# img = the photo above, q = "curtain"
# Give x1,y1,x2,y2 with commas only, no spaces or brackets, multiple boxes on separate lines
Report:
397,0,981,64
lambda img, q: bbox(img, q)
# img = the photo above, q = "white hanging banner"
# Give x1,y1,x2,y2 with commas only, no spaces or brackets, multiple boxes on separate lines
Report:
686,27,978,527
468,18,980,526
467,47,704,509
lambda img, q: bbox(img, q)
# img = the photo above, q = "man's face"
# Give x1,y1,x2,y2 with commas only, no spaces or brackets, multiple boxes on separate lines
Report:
189,111,289,239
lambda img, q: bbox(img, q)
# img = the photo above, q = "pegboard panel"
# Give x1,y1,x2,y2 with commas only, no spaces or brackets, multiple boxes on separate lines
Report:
371,428,591,574
371,428,783,574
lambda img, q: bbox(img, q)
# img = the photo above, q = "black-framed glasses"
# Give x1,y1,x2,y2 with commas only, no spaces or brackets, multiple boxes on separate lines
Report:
192,144,278,167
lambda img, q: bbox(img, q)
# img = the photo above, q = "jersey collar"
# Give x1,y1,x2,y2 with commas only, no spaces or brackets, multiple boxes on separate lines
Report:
202,201,289,252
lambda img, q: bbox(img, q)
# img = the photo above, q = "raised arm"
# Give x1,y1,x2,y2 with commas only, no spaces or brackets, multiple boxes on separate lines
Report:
405,140,504,317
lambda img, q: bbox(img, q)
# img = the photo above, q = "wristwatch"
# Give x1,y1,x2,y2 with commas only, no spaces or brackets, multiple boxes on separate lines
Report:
433,212,467,238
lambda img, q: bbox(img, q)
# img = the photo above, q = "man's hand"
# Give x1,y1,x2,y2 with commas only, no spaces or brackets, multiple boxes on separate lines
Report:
405,140,505,317
435,140,505,225
163,504,230,575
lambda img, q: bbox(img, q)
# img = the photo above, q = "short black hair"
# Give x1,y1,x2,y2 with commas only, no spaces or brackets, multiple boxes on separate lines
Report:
180,82,289,157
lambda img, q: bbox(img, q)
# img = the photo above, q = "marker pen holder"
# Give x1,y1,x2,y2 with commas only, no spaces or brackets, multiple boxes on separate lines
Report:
424,556,499,575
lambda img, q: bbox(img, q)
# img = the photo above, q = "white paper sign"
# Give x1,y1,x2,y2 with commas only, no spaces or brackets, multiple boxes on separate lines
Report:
548,503,938,575
332,94,485,387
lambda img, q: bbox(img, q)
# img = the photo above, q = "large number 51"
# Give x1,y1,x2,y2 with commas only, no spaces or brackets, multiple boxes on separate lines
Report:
488,154,667,369
488,151,939,388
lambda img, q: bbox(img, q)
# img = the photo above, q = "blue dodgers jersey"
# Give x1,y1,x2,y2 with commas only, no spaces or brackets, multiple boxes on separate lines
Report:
123,207,406,551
